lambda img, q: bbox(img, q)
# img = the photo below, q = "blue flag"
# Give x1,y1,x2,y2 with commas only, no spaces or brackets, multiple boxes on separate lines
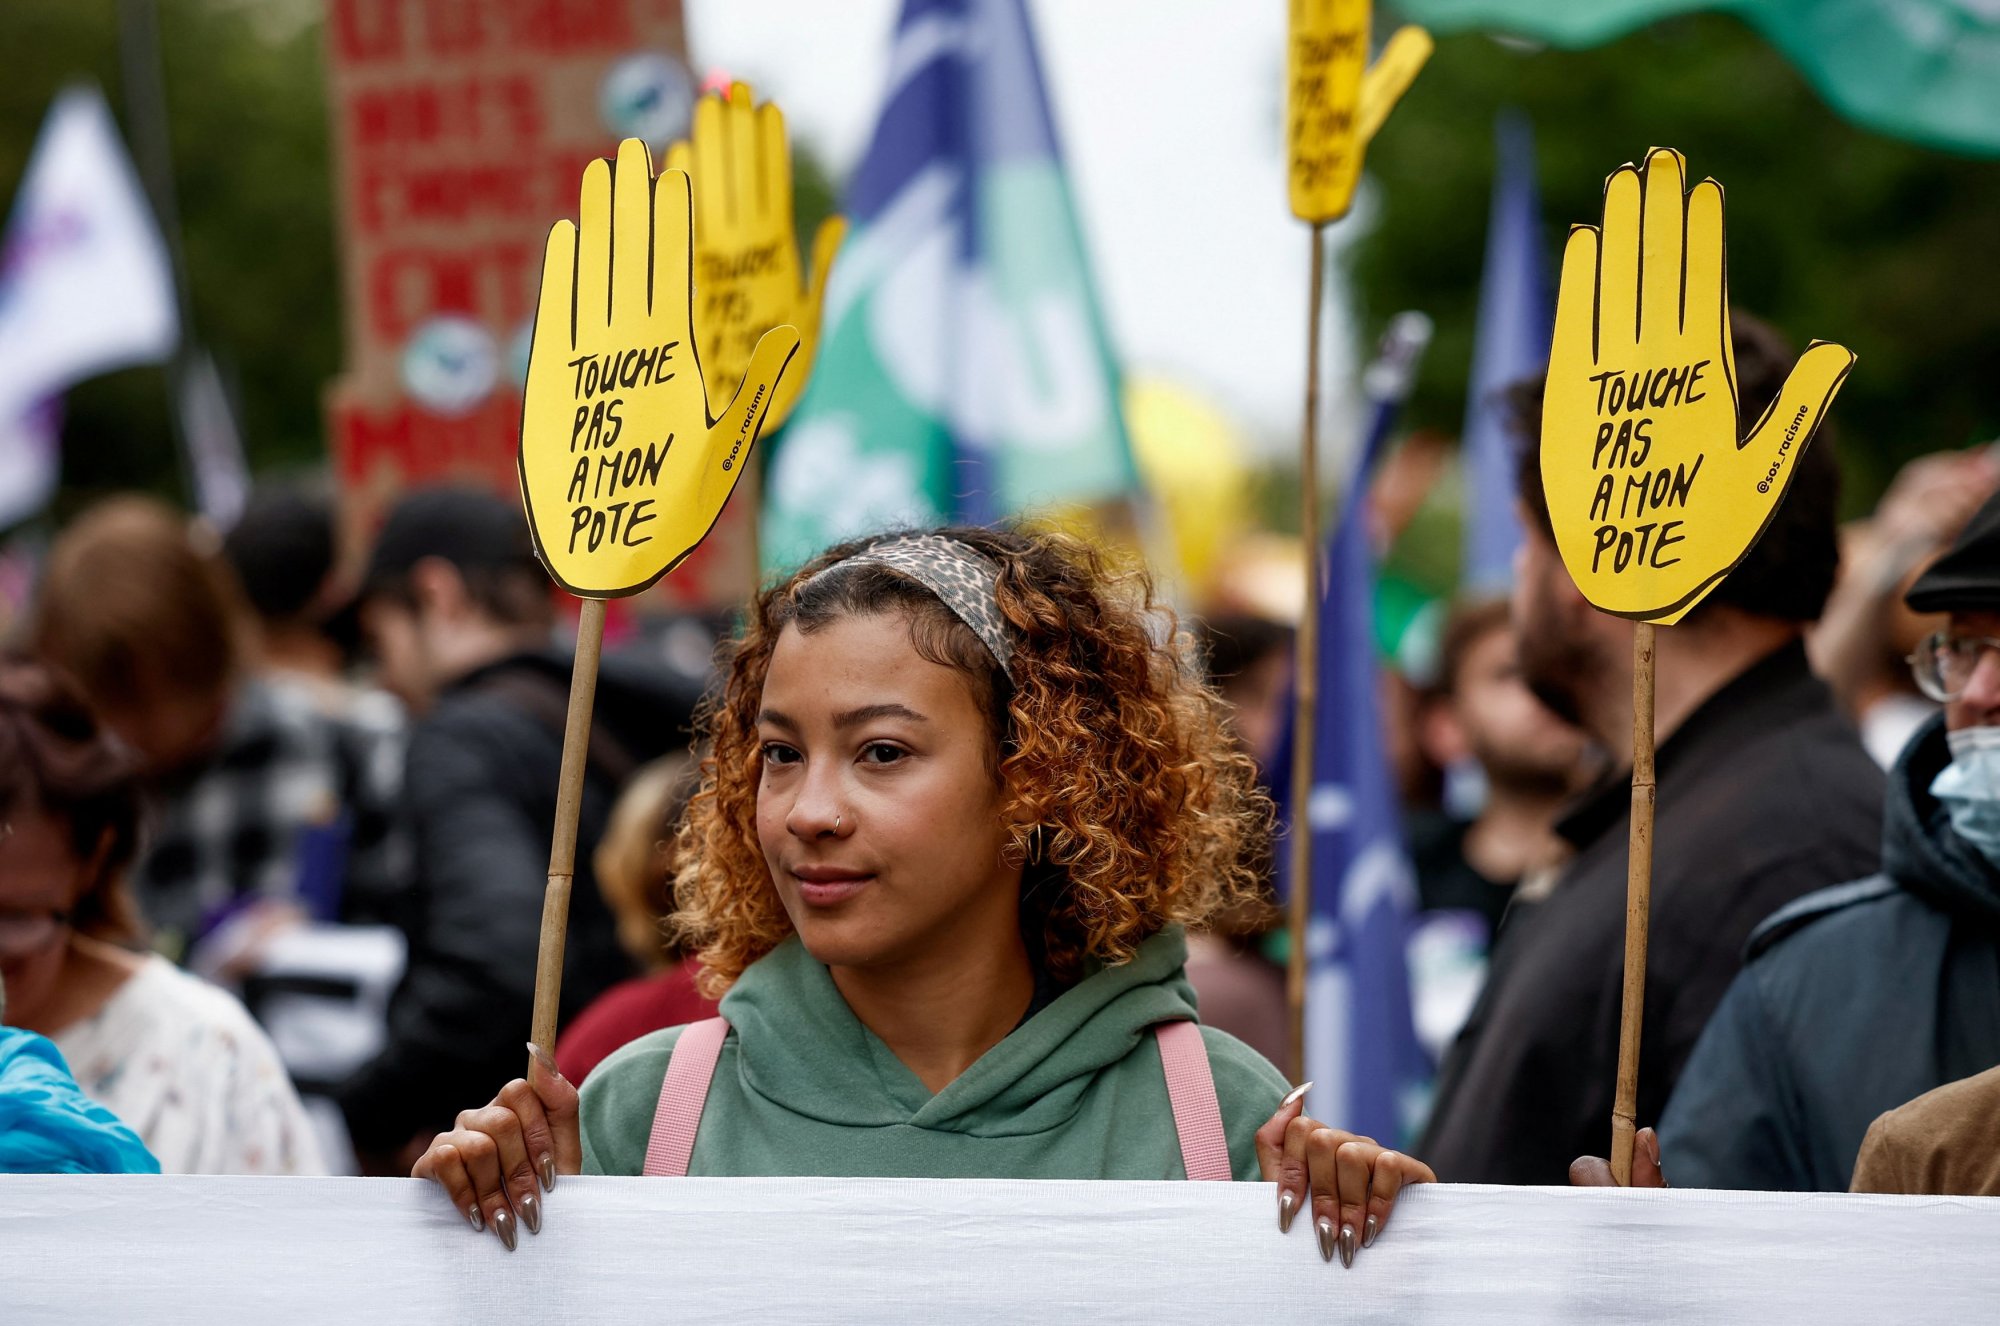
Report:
761,0,1136,573
1459,112,1549,593
1278,314,1431,1143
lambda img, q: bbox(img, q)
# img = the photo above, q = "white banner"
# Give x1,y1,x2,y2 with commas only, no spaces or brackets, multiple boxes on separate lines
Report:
3,1176,1996,1324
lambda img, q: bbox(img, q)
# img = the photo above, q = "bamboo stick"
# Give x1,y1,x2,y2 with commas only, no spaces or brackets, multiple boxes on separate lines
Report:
528,595,608,1068
1286,223,1328,1086
1610,620,1657,1184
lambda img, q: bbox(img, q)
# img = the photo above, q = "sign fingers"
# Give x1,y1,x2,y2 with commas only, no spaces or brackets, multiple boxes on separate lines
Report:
725,81,760,224
692,88,729,233
1355,26,1433,148
1598,164,1642,354
1684,178,1729,369
1639,147,1687,343
1551,223,1600,371
577,156,613,335
650,167,695,343
612,138,655,321
531,220,578,370
706,323,798,448
758,99,793,228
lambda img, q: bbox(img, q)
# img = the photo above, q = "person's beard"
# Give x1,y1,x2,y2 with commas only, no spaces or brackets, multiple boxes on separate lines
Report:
1515,578,1596,730
1475,737,1586,799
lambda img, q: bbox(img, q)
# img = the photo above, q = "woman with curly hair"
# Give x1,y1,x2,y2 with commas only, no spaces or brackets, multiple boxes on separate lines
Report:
417,528,1433,1262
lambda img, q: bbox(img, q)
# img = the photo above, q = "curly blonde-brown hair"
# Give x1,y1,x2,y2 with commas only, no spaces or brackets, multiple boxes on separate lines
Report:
670,525,1273,998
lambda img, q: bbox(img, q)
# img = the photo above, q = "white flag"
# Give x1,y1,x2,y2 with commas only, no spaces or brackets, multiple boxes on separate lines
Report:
180,348,248,529
0,85,178,518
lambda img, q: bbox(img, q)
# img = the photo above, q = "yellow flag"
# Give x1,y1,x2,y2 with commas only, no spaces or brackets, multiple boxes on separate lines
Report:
665,82,844,432
518,139,800,598
1287,1,1432,223
1540,148,1855,624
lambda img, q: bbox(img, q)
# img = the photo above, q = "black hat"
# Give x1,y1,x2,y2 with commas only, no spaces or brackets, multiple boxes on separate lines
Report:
1905,490,2000,615
363,486,540,597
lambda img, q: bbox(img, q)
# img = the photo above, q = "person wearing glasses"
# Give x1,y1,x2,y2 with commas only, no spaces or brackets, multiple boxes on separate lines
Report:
1650,490,2000,1191
0,660,323,1174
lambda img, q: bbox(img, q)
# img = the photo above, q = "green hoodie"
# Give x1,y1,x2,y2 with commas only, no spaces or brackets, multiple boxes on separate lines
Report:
580,927,1288,1179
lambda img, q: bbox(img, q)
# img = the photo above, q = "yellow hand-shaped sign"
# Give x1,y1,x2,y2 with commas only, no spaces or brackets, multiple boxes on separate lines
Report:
665,82,844,433
1287,0,1432,223
1542,149,1856,625
518,140,800,599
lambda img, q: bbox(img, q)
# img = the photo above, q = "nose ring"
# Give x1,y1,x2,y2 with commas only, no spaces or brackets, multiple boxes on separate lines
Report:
834,815,843,831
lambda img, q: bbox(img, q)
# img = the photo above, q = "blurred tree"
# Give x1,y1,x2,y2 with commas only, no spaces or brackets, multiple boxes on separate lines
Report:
1357,12,2000,511
0,0,335,520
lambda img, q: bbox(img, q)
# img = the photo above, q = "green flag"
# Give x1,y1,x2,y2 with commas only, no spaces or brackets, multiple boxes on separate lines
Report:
1395,0,2000,157
760,0,1136,575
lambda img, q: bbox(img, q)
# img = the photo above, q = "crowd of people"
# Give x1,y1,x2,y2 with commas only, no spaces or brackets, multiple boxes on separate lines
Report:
3,315,1997,1255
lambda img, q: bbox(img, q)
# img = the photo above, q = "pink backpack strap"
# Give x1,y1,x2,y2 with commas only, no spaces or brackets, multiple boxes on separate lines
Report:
641,1016,731,1177
1154,1019,1232,1181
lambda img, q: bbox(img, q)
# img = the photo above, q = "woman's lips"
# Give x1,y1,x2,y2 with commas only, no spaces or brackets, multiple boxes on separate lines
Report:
792,867,874,907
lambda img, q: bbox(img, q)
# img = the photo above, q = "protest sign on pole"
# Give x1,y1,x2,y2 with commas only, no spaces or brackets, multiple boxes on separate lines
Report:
1282,0,1432,1083
665,82,844,436
515,138,799,1061
1539,147,1855,1180
663,80,845,574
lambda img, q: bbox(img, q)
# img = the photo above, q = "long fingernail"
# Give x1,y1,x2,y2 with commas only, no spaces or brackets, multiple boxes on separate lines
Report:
1339,1222,1357,1269
1363,1214,1379,1249
492,1206,517,1252
526,1042,563,1080
466,1205,484,1233
1278,1189,1298,1233
1316,1216,1336,1263
1280,1081,1315,1109
538,1151,557,1192
518,1191,541,1236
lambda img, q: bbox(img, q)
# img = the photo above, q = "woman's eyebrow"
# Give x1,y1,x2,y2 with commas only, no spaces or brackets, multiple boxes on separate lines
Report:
756,708,798,731
834,703,928,729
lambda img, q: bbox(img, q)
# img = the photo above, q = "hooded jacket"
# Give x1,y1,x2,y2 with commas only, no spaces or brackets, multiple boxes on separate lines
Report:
1659,715,2000,1191
339,648,700,1154
579,928,1289,1179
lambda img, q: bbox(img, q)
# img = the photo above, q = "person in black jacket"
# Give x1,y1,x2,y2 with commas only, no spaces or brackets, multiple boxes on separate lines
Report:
334,488,700,1170
1657,490,2000,1191
1417,316,1885,1185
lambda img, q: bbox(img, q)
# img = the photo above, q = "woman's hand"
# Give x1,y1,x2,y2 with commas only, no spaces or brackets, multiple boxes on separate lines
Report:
411,1043,582,1251
1255,1083,1436,1267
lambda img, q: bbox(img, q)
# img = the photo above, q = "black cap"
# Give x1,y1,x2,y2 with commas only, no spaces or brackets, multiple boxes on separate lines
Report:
363,486,540,597
1905,490,2000,615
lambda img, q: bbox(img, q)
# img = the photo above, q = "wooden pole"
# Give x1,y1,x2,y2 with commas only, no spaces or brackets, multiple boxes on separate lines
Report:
1286,223,1328,1086
1610,620,1657,1184
528,595,608,1068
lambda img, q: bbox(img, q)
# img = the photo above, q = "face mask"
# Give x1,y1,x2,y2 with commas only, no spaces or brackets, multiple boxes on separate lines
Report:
1929,726,2000,865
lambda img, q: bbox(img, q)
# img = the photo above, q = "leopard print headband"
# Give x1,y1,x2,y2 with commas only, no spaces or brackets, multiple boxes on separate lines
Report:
804,534,1014,677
